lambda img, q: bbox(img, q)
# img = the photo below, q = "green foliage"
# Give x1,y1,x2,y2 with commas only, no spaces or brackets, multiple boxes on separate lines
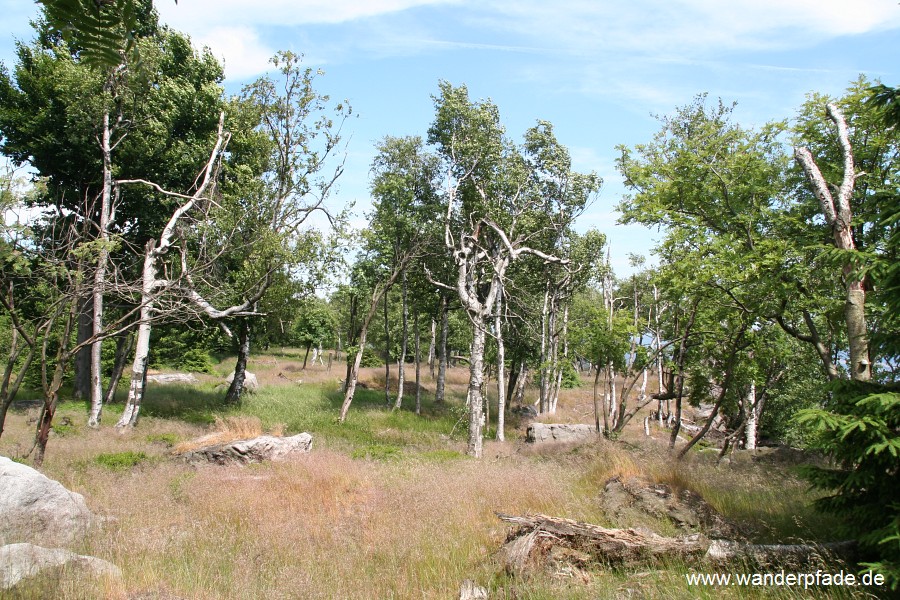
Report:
796,380,900,589
51,422,77,436
39,0,157,70
178,348,215,374
351,443,402,461
345,345,383,368
93,450,148,471
146,432,179,447
559,360,581,389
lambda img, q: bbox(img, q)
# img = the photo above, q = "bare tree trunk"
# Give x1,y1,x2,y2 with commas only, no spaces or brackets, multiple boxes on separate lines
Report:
654,285,664,424
467,319,487,458
394,272,408,410
383,289,391,405
743,380,758,450
795,103,870,382
88,111,114,428
225,319,251,404
593,367,602,433
104,329,134,405
538,283,550,414
668,302,699,450
435,294,449,404
341,264,407,422
428,316,436,378
414,310,421,415
494,279,507,440
116,241,157,430
34,298,76,466
514,363,527,405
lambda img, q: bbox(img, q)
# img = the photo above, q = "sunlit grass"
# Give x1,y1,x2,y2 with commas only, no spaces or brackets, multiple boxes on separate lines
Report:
0,359,871,599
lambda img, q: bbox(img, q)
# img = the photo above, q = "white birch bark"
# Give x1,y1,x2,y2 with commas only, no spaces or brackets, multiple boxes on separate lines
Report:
794,103,869,382
88,111,114,427
744,381,759,450
494,278,506,441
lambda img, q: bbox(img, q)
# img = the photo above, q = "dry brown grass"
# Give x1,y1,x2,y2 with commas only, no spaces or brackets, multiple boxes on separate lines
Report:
0,363,859,599
171,416,287,454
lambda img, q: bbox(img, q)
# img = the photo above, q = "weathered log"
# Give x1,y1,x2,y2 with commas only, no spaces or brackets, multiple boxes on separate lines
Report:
496,513,708,573
705,540,858,567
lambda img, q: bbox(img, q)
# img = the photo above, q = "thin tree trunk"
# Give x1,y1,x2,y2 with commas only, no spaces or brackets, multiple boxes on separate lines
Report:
414,310,422,415
104,330,135,405
514,364,527,405
654,285,664,424
467,319,487,458
435,294,449,404
677,361,737,459
394,272,408,410
495,279,506,441
88,111,114,428
225,319,251,404
506,358,519,406
302,343,311,369
384,288,390,405
593,367,602,433
33,298,76,466
340,265,405,422
668,302,699,450
744,380,758,450
428,316,436,378
116,240,157,430
538,283,550,413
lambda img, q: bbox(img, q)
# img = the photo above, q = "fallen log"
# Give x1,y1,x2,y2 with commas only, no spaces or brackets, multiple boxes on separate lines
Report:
705,540,858,567
496,513,709,573
497,513,856,576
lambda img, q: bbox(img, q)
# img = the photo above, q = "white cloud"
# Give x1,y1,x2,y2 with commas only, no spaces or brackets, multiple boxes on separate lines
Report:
472,0,900,57
156,0,458,29
193,26,278,80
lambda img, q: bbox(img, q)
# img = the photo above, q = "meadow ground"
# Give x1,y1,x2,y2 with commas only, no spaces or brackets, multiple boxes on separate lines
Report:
0,351,869,599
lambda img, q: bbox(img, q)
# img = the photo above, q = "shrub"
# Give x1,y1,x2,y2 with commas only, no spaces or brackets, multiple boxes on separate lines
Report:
560,360,582,389
796,380,900,590
94,451,148,471
146,433,179,447
178,348,215,374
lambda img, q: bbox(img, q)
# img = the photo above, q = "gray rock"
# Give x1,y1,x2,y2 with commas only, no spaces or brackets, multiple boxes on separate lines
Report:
225,371,259,392
0,456,94,546
146,373,199,385
182,433,313,466
525,423,597,444
510,404,538,418
0,543,121,591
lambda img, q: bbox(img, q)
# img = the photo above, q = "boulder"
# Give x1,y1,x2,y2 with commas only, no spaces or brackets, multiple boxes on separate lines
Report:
525,423,597,444
225,371,259,392
181,433,313,466
0,543,121,591
146,373,199,385
0,456,94,546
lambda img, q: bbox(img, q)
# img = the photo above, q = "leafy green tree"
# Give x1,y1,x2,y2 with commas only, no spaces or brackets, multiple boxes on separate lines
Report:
426,82,599,456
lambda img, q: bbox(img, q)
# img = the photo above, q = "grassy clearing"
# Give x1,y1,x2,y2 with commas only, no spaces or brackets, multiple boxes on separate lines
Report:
0,359,874,599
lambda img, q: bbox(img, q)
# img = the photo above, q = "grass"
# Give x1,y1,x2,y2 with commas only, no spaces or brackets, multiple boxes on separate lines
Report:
0,359,877,599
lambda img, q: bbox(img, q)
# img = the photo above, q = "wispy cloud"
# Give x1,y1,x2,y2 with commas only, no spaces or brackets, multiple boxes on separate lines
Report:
157,0,460,28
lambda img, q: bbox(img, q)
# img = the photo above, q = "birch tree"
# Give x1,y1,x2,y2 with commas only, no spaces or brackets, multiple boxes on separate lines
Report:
427,83,597,457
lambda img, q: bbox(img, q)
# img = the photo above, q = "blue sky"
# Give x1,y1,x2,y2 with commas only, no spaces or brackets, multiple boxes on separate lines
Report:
2,0,899,275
